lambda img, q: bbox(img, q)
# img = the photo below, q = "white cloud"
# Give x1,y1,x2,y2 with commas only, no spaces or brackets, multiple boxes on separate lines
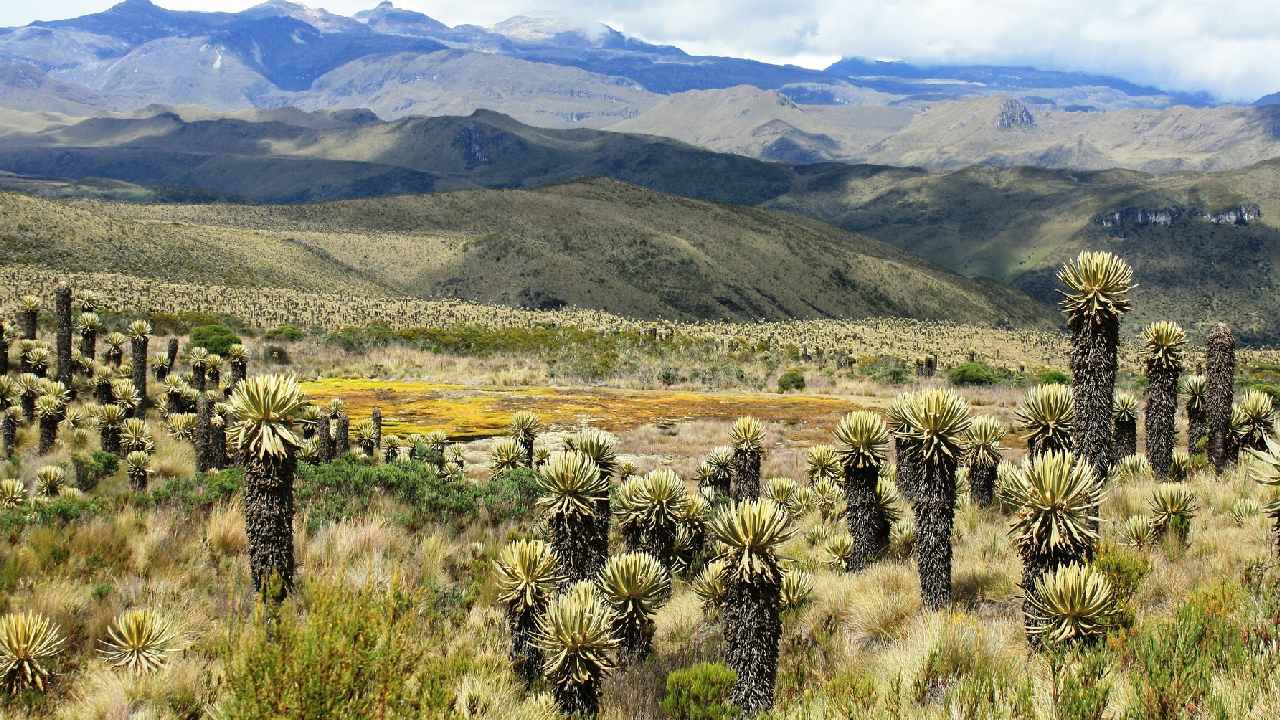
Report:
4,0,1279,100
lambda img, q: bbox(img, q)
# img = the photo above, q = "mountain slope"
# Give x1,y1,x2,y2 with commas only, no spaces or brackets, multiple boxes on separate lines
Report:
613,91,1280,171
0,109,797,204
0,178,1057,327
769,161,1280,340
293,49,658,128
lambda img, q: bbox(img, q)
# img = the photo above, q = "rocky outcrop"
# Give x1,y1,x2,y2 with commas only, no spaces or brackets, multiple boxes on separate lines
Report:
1095,204,1262,229
1204,204,1263,225
995,99,1036,130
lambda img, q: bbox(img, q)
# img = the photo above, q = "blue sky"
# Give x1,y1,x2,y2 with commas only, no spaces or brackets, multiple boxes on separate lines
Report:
4,1,1279,101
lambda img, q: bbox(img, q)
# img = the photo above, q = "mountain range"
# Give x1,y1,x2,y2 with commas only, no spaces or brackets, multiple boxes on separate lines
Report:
4,1,1279,172
4,2,1280,340
3,105,1280,339
0,178,1057,328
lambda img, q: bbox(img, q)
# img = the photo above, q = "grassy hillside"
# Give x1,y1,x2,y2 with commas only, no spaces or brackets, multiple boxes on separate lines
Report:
771,161,1280,340
0,178,1056,327
0,109,796,204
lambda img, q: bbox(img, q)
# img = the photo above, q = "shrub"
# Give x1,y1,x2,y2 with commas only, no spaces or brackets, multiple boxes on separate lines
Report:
659,367,681,386
217,580,462,718
1092,542,1150,629
148,469,244,510
0,494,104,532
477,468,540,524
1123,583,1247,720
661,663,738,720
777,369,806,393
949,362,1001,386
189,324,242,356
1054,647,1111,720
71,451,119,491
1038,369,1071,385
265,324,306,342
295,460,476,531
263,345,292,365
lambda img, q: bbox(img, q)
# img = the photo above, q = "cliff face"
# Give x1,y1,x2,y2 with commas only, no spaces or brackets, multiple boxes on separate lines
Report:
1095,204,1262,229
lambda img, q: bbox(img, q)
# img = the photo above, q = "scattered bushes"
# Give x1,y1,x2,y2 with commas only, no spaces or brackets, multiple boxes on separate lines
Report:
1123,583,1247,720
661,663,738,720
189,324,242,356
265,324,306,342
777,369,806,393
71,451,119,491
217,580,461,718
295,460,477,530
1038,369,1071,385
145,460,538,530
949,362,1001,386
1092,543,1150,629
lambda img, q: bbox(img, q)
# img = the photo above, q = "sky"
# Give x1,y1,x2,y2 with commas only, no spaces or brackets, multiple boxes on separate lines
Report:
4,0,1279,101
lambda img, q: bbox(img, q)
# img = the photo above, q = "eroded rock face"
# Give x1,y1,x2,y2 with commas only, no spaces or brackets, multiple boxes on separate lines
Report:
995,99,1036,130
1094,204,1262,228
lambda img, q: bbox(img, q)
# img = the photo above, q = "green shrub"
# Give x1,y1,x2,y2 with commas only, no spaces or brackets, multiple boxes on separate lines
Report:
1092,542,1150,629
0,494,104,532
949,362,1001,386
945,667,1035,720
477,468,540,524
218,580,461,718
777,369,806,393
189,324,242,356
1124,583,1247,720
822,670,879,713
71,450,119,491
860,356,912,385
661,663,738,720
1038,369,1071,385
263,344,292,365
265,324,306,342
296,460,476,531
1055,648,1111,720
147,468,244,510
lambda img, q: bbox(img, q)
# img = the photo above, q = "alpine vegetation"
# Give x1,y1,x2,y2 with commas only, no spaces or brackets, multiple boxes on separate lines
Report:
1206,323,1236,472
898,388,971,610
1183,374,1208,454
226,373,306,601
565,429,619,569
1005,450,1103,645
729,417,766,500
614,468,689,570
494,539,562,685
533,582,618,718
1024,563,1116,647
1246,437,1280,557
1150,484,1199,544
509,411,542,468
1059,251,1133,483
964,415,1005,507
1234,389,1275,453
536,450,609,585
1,611,65,695
1017,384,1075,457
1112,392,1139,462
707,498,795,715
597,551,670,663
1142,321,1186,479
99,608,178,674
833,410,892,571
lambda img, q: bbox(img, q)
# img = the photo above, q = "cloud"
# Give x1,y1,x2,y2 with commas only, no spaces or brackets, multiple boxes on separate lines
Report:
5,0,1278,100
